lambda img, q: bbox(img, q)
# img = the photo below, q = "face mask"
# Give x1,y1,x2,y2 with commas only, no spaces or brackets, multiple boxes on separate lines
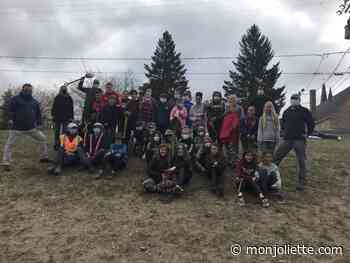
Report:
154,136,160,142
182,134,190,140
160,98,167,103
62,89,67,94
68,128,78,135
177,150,184,157
291,99,300,106
22,90,32,98
93,128,101,135
199,132,205,137
213,96,220,102
205,143,211,148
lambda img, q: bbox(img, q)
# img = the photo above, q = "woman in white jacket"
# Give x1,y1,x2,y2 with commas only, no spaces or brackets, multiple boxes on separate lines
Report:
257,101,280,154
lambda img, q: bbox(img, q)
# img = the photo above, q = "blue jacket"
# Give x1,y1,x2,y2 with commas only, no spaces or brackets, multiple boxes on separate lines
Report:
9,92,42,131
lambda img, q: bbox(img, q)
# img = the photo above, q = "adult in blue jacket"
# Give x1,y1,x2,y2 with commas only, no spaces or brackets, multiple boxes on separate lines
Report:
2,84,49,170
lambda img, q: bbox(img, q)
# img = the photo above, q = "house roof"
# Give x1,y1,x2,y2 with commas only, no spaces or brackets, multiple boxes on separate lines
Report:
315,86,350,120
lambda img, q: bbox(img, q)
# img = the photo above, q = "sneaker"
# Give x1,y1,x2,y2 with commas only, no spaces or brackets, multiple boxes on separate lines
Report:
53,167,62,176
174,185,184,194
1,162,11,171
296,184,305,191
39,158,51,163
261,198,270,208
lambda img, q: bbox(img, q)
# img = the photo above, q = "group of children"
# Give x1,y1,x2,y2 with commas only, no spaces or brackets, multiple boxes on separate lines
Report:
49,81,283,208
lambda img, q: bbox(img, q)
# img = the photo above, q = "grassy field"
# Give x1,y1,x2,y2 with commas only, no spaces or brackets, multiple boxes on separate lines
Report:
0,130,349,263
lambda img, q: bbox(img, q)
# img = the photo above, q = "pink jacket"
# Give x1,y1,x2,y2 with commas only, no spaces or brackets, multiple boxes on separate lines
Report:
170,105,188,128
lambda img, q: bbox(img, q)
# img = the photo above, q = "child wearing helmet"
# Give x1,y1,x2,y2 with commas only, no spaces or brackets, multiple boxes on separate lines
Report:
84,122,108,167
48,122,92,176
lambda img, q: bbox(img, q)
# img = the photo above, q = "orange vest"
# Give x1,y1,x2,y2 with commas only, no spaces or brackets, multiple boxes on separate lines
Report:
60,135,82,154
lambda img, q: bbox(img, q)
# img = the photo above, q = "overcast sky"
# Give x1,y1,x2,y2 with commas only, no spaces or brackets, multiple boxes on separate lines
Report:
0,0,349,108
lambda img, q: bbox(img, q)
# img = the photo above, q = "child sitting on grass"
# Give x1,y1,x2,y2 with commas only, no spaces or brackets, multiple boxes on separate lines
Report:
236,151,270,208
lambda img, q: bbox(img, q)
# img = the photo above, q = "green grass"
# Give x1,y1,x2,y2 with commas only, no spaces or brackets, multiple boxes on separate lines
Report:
0,131,349,263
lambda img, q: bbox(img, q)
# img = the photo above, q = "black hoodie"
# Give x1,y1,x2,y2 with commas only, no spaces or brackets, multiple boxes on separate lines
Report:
51,88,74,123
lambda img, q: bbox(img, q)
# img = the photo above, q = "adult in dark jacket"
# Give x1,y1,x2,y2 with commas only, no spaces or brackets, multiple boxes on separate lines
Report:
100,95,121,146
273,94,315,191
77,78,100,126
123,89,139,143
155,93,170,135
51,85,74,150
2,84,49,169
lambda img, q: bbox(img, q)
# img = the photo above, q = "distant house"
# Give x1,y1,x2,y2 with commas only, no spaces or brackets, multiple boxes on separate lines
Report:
314,86,350,132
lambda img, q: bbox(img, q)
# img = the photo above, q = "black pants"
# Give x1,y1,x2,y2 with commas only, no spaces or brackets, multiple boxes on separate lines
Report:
238,177,263,195
55,147,90,168
209,167,224,193
176,167,192,186
89,150,106,167
256,170,278,194
54,121,68,149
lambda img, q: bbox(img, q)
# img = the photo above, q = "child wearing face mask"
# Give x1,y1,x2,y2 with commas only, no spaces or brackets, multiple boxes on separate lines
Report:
179,126,194,155
146,131,162,165
236,151,270,208
84,122,108,168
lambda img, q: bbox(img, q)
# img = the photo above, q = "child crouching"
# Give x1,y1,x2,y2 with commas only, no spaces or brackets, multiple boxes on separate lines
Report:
236,151,270,208
257,152,282,194
48,122,92,176
143,144,183,194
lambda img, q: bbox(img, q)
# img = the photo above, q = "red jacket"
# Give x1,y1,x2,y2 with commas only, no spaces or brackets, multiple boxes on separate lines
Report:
102,91,121,106
236,158,257,179
219,111,240,144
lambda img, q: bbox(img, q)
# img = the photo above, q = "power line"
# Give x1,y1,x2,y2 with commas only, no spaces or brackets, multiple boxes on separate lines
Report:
324,45,350,84
0,68,349,76
0,50,348,62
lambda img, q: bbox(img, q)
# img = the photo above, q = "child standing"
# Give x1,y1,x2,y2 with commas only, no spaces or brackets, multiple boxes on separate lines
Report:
236,151,270,208
257,101,280,154
220,95,240,168
241,106,258,152
170,99,188,138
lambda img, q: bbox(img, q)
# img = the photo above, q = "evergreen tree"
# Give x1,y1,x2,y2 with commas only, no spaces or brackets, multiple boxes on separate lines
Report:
223,24,286,112
0,89,13,129
321,83,328,104
144,31,188,98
